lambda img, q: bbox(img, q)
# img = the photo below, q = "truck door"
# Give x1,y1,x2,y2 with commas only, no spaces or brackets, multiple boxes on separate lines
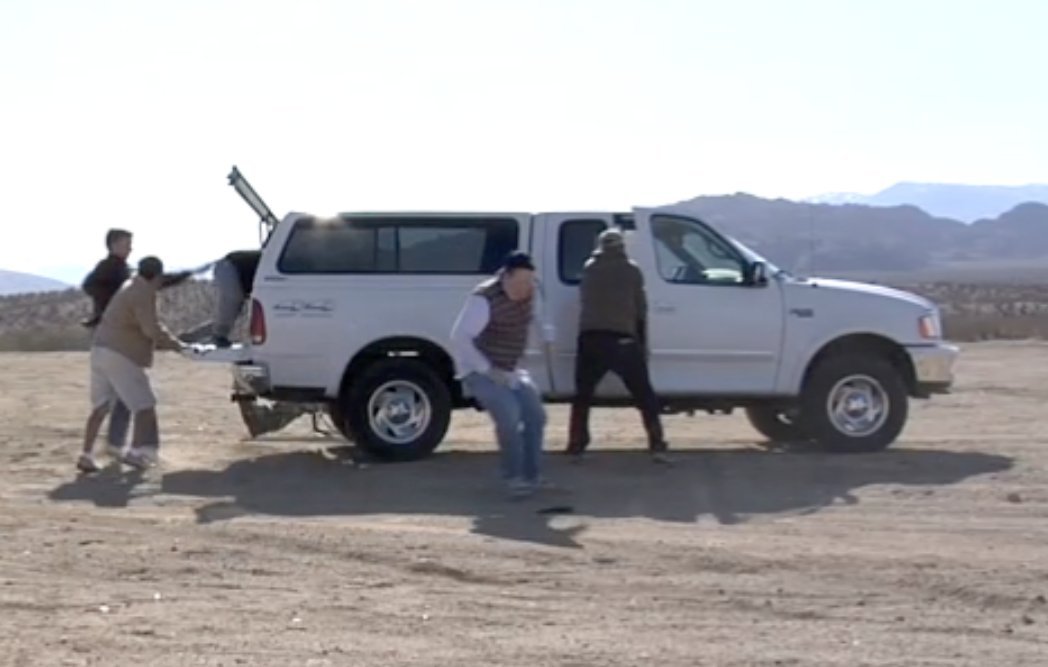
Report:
629,208,786,395
537,213,633,399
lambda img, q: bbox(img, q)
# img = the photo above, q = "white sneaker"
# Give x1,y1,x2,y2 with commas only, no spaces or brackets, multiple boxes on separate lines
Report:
105,444,126,461
121,447,158,470
76,454,102,474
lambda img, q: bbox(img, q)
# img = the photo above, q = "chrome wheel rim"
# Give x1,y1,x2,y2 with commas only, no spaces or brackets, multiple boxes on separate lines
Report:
826,374,888,437
367,380,431,445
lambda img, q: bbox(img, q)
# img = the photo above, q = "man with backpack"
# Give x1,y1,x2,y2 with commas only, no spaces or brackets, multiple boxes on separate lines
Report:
566,228,671,464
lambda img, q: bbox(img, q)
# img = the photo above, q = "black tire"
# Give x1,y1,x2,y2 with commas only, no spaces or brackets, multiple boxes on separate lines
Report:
342,358,452,462
326,401,354,442
745,406,810,443
800,354,908,453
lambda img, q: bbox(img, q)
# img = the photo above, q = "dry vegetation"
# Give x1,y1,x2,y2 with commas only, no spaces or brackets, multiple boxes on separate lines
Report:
907,282,1048,341
3,279,1048,350
0,281,217,351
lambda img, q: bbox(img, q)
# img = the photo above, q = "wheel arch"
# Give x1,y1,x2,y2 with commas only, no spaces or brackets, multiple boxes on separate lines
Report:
799,333,917,396
336,336,463,407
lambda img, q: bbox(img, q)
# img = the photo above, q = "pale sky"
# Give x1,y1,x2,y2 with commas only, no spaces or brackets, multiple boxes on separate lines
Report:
1,0,1045,283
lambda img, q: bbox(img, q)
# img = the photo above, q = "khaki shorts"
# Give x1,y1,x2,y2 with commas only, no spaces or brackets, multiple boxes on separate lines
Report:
90,346,157,413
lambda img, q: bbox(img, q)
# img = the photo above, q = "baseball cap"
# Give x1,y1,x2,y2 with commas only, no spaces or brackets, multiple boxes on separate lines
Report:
502,251,536,272
598,228,625,250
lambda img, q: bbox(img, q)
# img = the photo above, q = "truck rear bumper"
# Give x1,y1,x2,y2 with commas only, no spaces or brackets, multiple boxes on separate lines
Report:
906,343,959,396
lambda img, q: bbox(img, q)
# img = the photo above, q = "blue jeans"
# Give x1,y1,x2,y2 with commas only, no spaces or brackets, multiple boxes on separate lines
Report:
463,372,546,485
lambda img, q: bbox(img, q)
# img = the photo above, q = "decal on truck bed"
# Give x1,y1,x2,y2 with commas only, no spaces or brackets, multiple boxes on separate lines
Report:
272,299,335,318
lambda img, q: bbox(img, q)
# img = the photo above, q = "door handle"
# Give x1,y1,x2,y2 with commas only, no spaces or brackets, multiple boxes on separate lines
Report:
653,302,677,314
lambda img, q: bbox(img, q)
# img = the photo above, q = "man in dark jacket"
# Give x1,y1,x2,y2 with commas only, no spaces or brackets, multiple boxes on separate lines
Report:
80,228,197,456
81,229,196,328
566,228,670,463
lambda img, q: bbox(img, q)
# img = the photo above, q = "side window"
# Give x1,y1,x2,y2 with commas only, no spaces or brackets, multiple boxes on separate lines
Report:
559,219,608,284
651,215,746,285
400,225,493,273
279,219,395,273
277,216,519,274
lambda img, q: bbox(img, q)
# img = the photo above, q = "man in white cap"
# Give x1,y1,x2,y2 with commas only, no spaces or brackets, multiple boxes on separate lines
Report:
566,228,670,463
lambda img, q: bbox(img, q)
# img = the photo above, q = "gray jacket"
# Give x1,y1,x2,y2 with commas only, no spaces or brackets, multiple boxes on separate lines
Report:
577,245,647,341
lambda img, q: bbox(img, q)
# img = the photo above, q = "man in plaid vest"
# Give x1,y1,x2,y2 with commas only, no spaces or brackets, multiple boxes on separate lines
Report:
450,252,556,499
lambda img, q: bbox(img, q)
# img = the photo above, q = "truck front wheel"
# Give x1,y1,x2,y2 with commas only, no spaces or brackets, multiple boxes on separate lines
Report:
800,354,908,453
342,358,452,462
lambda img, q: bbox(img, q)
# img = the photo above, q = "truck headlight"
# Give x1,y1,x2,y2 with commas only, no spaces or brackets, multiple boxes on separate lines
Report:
918,312,941,339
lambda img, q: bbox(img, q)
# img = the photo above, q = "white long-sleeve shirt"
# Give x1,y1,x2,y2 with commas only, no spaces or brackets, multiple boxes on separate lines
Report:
449,279,555,379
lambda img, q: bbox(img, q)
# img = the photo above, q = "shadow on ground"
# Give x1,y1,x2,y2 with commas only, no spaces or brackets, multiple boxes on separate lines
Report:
48,463,147,508
49,446,1012,548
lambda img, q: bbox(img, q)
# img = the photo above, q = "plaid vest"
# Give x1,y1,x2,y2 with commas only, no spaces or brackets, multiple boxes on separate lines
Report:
473,277,533,371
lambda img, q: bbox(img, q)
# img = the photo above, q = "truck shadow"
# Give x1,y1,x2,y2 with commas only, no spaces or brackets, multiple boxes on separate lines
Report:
49,446,1012,549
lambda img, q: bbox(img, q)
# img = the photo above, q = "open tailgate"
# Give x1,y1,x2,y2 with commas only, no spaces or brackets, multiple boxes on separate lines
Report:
181,343,251,364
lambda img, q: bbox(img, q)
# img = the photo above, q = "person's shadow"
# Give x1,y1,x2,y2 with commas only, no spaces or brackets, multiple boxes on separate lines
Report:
49,463,147,508
48,445,1013,549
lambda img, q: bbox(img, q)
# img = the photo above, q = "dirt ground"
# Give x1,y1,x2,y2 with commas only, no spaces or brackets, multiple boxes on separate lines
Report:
1,343,1046,666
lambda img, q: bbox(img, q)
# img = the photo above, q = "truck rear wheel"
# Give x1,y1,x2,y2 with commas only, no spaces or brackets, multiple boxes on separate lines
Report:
342,358,452,462
744,406,810,443
800,354,908,453
325,401,355,442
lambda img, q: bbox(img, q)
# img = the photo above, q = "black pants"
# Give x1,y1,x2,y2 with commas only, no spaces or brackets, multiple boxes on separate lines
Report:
568,330,666,453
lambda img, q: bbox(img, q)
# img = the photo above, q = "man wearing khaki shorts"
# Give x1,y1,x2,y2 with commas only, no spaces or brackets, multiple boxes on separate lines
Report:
77,256,188,472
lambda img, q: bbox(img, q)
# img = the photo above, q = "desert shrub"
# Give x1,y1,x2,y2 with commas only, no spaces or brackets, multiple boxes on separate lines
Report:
0,326,91,352
0,281,216,352
4,278,1048,350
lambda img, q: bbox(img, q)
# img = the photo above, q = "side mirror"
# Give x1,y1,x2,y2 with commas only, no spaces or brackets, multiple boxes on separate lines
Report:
746,261,768,286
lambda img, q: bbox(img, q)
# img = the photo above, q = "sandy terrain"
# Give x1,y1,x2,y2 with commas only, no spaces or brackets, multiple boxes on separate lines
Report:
1,343,1047,666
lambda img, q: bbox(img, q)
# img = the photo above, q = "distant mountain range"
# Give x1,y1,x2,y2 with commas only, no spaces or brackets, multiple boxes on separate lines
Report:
674,194,1048,280
3,182,1048,295
0,270,70,296
807,182,1048,223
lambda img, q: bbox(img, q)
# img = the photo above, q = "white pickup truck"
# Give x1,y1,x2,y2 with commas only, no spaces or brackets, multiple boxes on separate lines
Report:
196,169,958,461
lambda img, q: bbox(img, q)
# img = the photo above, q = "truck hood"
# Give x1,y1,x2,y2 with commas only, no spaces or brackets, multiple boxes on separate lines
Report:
791,276,934,310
